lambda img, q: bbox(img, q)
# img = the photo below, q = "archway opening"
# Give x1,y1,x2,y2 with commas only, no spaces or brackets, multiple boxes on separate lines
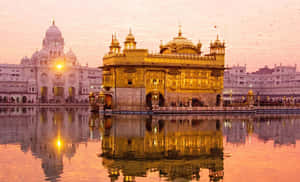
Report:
192,98,204,107
22,96,27,103
146,92,164,107
41,87,48,103
54,87,64,97
216,94,221,106
159,93,165,107
3,96,7,103
68,87,76,103
10,97,15,103
146,93,152,108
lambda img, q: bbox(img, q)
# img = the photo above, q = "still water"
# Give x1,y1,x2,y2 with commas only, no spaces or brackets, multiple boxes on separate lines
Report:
0,107,300,182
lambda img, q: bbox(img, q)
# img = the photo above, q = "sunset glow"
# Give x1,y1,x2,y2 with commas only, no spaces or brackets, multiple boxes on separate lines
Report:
1,1,300,182
0,0,299,71
56,138,62,149
56,64,63,70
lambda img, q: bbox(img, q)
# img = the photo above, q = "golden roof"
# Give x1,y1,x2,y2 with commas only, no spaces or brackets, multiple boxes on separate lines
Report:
165,26,195,48
160,26,200,54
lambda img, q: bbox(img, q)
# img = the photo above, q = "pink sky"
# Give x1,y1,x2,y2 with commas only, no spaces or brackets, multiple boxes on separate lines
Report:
0,0,299,71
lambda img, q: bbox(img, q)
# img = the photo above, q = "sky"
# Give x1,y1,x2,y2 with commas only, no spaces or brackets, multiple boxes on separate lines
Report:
0,0,299,71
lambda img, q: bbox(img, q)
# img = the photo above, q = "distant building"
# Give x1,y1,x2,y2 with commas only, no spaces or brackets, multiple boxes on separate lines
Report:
223,64,300,103
0,21,102,104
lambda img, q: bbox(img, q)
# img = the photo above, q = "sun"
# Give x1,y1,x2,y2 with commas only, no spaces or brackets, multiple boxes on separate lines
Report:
56,64,63,70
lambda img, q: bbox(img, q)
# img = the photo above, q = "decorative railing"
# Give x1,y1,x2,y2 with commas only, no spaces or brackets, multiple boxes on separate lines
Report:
147,53,216,61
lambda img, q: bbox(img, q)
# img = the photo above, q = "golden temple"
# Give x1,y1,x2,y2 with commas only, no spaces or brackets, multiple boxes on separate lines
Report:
101,27,225,111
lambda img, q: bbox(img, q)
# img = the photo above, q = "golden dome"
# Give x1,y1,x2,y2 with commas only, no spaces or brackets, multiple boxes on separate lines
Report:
160,26,200,54
165,36,195,47
110,33,120,47
109,33,121,54
124,28,136,49
125,28,135,41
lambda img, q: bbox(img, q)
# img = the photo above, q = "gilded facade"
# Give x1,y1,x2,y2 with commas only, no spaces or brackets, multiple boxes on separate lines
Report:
102,27,225,110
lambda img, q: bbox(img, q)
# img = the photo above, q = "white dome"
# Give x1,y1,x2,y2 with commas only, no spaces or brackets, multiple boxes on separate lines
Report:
66,49,76,59
39,49,49,59
42,21,64,53
30,50,40,65
21,56,30,64
31,50,40,60
45,21,62,38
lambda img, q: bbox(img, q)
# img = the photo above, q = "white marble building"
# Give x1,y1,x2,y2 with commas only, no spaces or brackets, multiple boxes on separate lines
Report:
0,21,102,104
223,64,300,103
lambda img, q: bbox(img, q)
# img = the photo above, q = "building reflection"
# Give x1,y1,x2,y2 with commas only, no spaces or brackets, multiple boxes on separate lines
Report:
0,107,91,182
97,115,224,182
1,108,300,181
223,115,300,146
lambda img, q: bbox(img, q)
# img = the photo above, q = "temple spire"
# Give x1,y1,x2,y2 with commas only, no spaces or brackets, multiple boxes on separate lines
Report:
129,27,132,35
178,24,182,37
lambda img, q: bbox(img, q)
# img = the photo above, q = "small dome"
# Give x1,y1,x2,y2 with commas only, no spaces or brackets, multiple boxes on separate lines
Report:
210,34,225,48
45,21,62,38
66,49,77,60
39,49,49,59
112,36,120,45
30,50,40,65
125,29,135,41
124,29,137,49
109,34,121,48
31,50,40,60
21,56,30,64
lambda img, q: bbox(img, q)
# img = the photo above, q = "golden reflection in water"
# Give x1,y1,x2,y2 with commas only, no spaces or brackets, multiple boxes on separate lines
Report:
2,107,300,182
95,115,224,182
55,137,62,150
